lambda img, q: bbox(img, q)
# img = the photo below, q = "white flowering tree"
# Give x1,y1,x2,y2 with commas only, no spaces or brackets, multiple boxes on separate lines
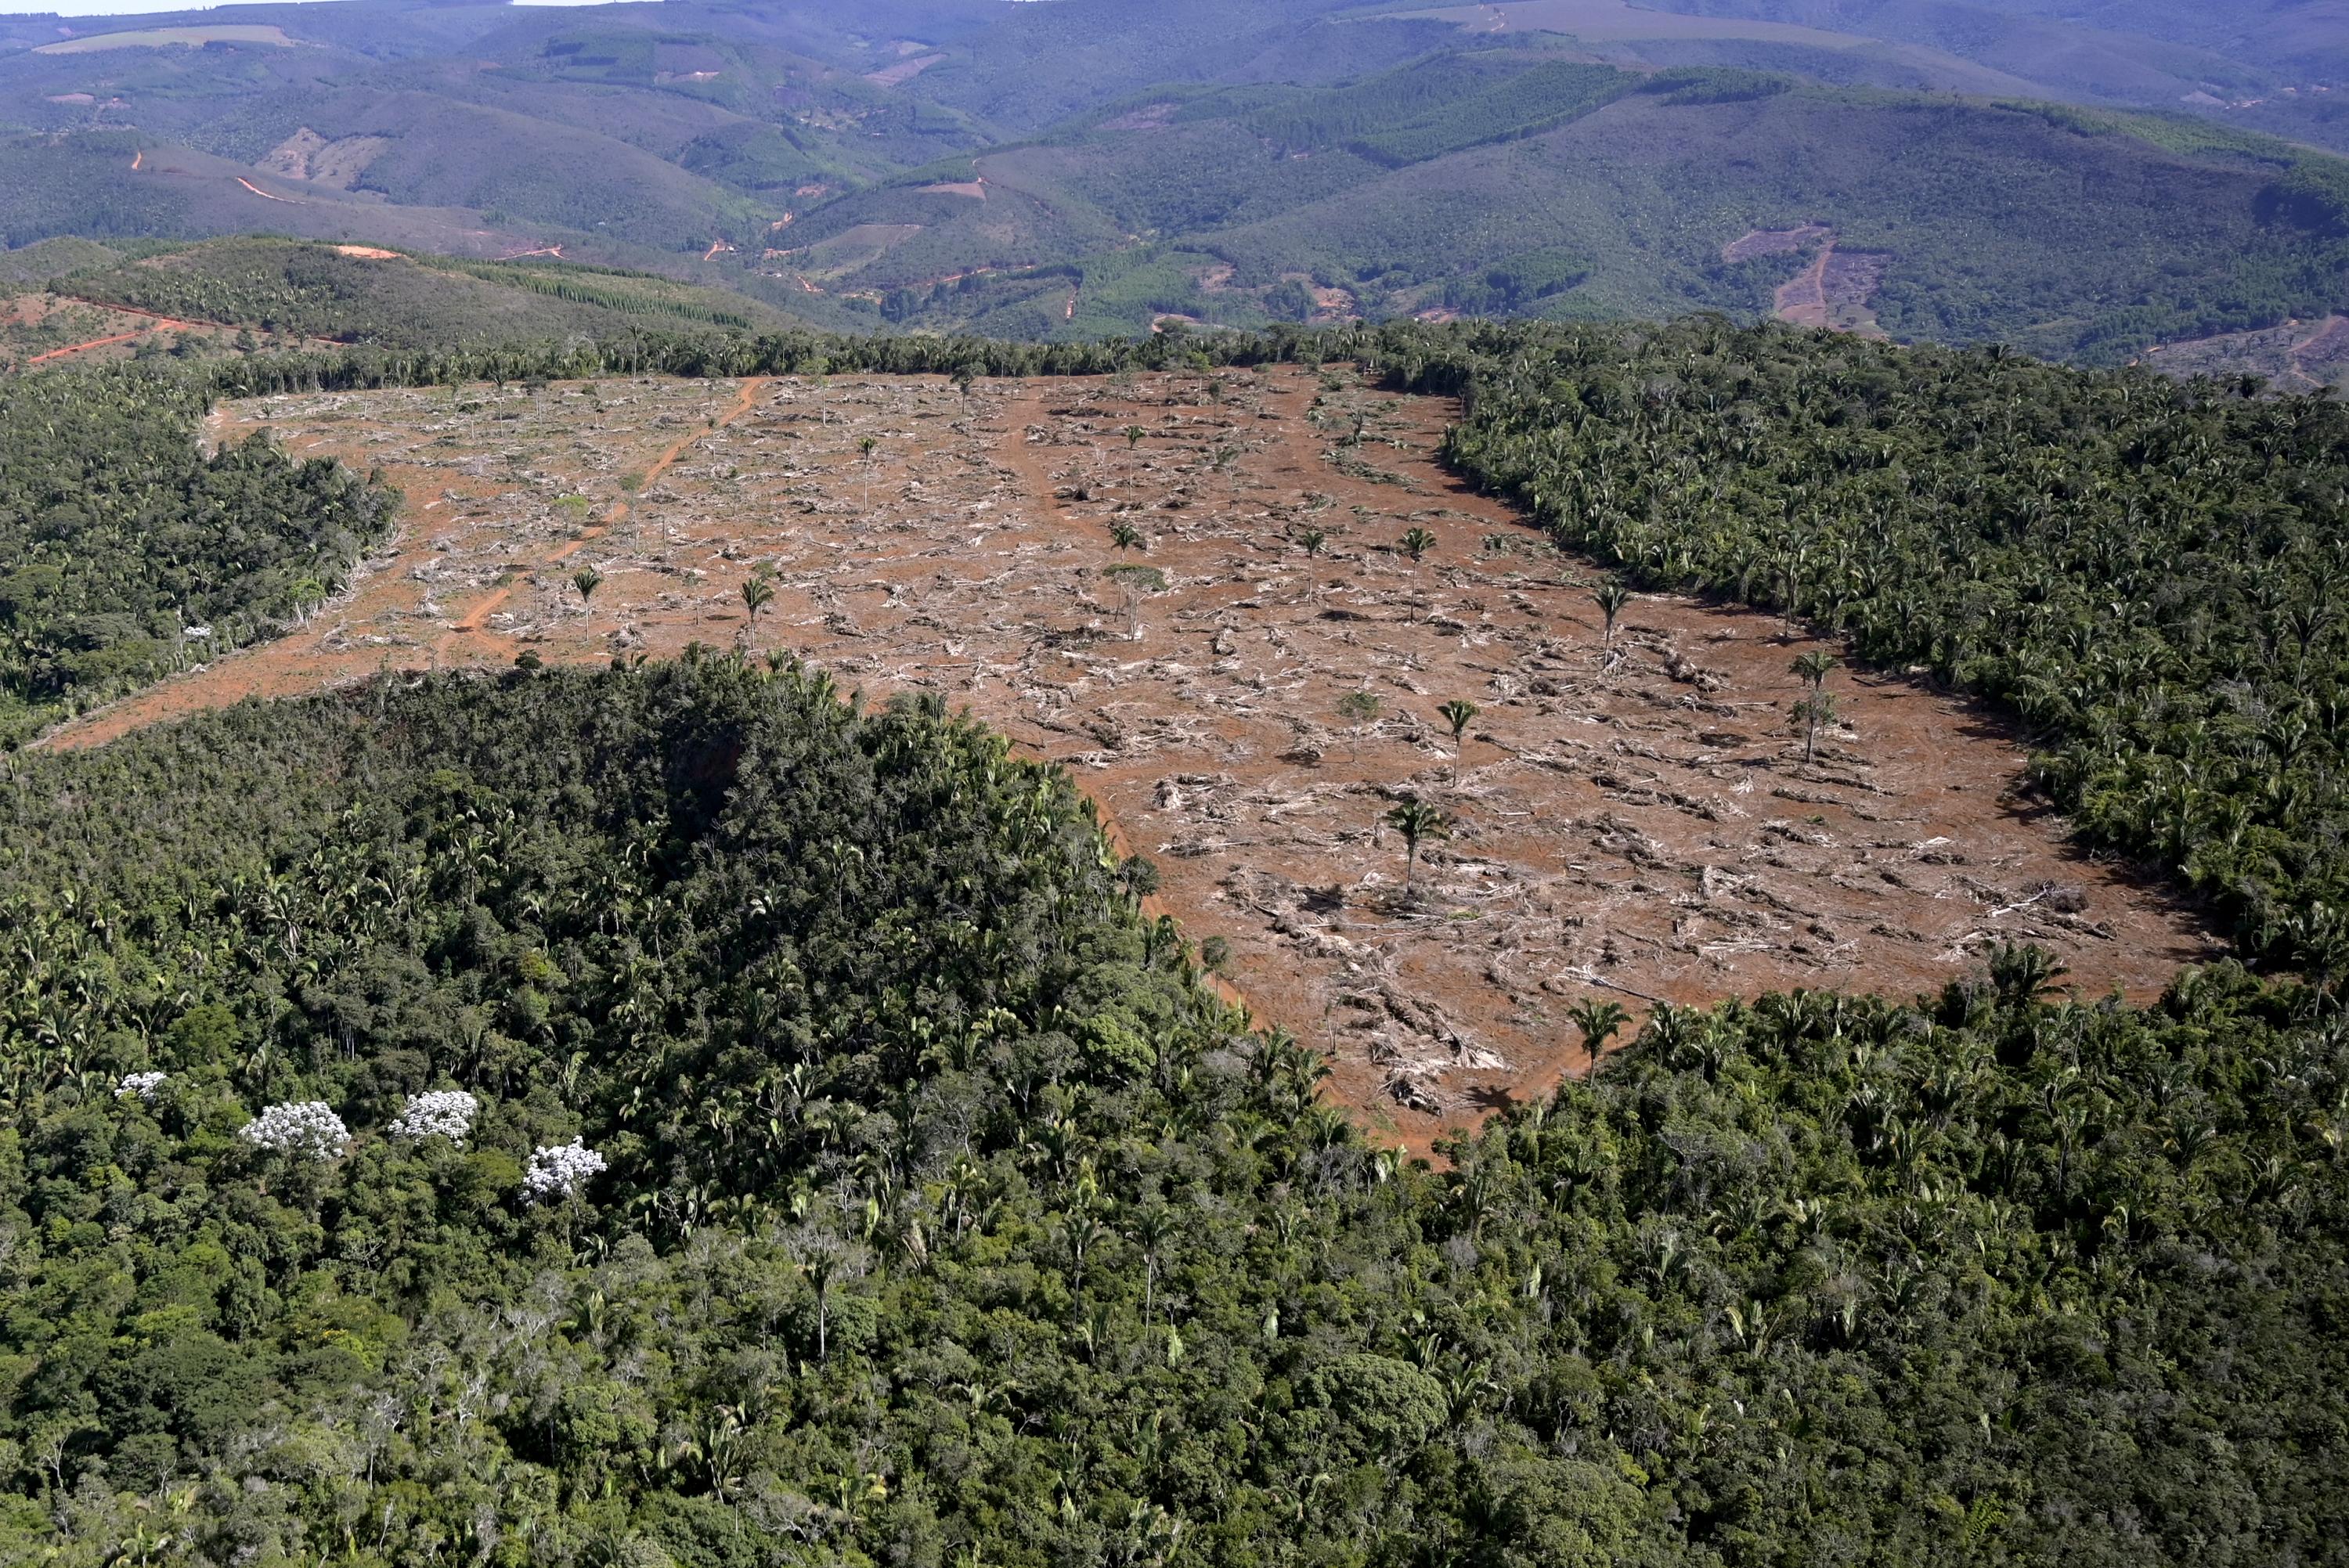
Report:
237,1101,348,1162
523,1139,607,1202
389,1090,480,1145
114,1072,167,1102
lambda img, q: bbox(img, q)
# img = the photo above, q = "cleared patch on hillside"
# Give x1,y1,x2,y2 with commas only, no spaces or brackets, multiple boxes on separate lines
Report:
1723,224,1831,263
45,368,2217,1144
259,128,394,189
2140,315,2349,393
866,53,944,88
1754,229,1889,337
35,24,294,52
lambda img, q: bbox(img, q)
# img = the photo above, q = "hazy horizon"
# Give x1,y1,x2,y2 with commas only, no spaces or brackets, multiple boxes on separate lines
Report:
5,0,640,16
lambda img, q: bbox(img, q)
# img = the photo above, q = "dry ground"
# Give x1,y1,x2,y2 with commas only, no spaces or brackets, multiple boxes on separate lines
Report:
45,366,2217,1144
1727,229,1889,338
2139,315,2349,394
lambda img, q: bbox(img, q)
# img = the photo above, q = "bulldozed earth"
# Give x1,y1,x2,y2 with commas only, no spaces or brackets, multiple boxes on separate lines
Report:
47,366,2216,1144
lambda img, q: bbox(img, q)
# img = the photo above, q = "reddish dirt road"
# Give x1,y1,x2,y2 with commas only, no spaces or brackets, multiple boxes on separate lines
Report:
15,297,240,364
234,175,305,204
1774,243,1835,327
42,368,2217,1148
1745,228,1888,338
27,323,193,363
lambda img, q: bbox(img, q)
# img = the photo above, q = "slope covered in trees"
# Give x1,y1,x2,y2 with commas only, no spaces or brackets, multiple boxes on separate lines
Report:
3,315,2349,1563
0,657,2342,1566
770,67,2349,359
0,365,394,744
59,240,799,350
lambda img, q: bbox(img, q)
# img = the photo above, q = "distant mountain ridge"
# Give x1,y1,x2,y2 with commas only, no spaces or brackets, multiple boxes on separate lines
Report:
0,0,2339,364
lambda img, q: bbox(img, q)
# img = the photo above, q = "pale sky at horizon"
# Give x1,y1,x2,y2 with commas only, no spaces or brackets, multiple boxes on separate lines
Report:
5,0,640,16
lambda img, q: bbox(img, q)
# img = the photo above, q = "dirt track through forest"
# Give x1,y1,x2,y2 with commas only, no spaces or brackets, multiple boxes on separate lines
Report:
26,325,190,363
13,297,343,366
41,368,2217,1146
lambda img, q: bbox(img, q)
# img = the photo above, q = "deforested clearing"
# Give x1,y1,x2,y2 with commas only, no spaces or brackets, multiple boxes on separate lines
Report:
51,365,2214,1143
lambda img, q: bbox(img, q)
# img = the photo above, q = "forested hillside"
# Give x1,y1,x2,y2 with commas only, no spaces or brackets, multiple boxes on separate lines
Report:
0,657,2340,1566
60,240,796,350
0,366,393,744
0,262,2347,1557
0,5,2347,1565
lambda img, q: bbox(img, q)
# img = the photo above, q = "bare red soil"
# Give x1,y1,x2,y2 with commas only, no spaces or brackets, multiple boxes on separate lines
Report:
43,368,2217,1148
233,175,305,204
2141,315,2349,393
1729,228,1888,338
1770,239,1887,337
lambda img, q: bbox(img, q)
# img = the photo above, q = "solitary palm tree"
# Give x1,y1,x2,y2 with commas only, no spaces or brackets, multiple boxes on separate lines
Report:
857,434,879,510
1399,527,1437,564
1437,698,1480,783
1124,425,1146,449
1594,579,1631,647
1566,996,1631,1074
741,575,775,635
1128,1203,1176,1324
572,564,603,615
1791,649,1842,763
1384,798,1450,890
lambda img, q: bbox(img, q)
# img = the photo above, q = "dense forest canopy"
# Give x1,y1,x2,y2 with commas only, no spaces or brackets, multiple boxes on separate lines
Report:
0,659,2341,1567
1,314,2347,1564
0,366,393,744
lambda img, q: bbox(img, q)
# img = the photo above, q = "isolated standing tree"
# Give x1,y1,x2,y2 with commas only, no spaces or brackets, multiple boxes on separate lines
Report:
1297,526,1327,557
1437,698,1480,784
858,434,879,510
1595,579,1631,647
1384,798,1449,890
1124,425,1146,450
1399,527,1437,564
1791,649,1842,763
1567,996,1631,1074
1105,563,1167,640
741,574,775,636
572,564,603,615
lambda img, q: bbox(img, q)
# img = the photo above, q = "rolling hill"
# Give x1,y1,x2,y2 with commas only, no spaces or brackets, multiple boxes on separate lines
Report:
763,59,2349,360
11,236,807,355
0,0,2340,364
